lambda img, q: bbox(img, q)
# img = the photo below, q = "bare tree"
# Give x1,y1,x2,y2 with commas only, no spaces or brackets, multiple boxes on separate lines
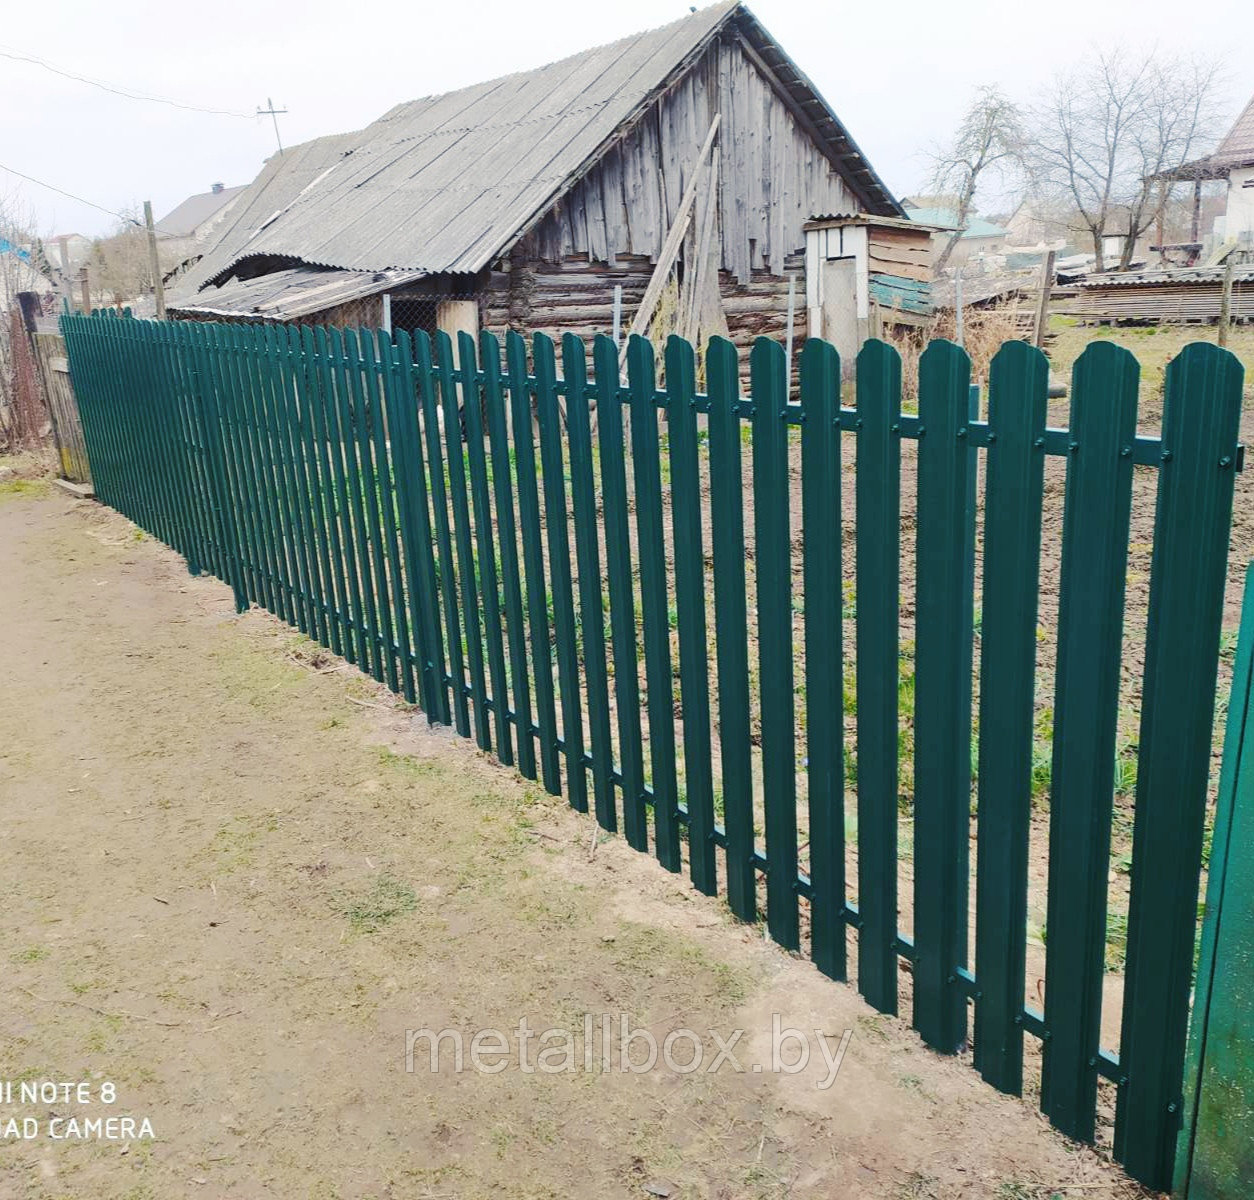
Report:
928,86,1027,273
1030,49,1223,272
90,207,174,307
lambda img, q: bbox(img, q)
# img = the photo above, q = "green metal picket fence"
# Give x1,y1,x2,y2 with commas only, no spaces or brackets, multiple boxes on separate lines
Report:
61,309,1244,1190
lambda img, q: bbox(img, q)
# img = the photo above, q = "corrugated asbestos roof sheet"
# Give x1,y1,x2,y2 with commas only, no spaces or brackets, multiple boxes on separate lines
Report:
172,0,900,306
1077,265,1254,288
155,185,246,238
170,266,425,319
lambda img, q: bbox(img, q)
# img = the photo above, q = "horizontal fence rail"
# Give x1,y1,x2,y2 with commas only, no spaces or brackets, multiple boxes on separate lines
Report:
61,310,1244,1190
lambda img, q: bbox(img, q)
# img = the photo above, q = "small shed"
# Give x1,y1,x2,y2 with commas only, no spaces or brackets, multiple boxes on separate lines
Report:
803,214,936,369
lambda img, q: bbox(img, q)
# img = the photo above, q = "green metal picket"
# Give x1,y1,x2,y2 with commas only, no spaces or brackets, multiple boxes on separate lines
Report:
59,310,1245,1193
973,340,1048,1095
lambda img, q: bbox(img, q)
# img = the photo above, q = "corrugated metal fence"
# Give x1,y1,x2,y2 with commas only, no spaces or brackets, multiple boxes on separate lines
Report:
61,310,1244,1190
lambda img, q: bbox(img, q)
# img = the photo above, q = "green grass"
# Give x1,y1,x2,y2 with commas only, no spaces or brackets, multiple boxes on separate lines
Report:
0,478,50,501
335,873,419,932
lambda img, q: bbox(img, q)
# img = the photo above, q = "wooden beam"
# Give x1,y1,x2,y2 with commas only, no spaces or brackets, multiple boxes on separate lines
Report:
682,145,721,344
1032,250,1057,348
620,114,721,367
1218,255,1235,348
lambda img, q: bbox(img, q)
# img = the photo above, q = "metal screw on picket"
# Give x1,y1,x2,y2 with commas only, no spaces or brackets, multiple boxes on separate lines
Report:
957,427,968,439
1220,455,1233,468
1120,446,1132,458
1069,440,1079,454
1162,449,1173,462
1033,436,1045,449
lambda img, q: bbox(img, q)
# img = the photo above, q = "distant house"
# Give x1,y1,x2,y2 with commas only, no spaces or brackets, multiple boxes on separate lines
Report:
155,183,246,276
1155,90,1254,255
46,233,92,273
166,1,906,358
901,199,1009,270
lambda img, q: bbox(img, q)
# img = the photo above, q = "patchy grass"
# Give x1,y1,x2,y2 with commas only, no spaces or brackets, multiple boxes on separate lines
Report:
0,477,51,502
335,873,419,932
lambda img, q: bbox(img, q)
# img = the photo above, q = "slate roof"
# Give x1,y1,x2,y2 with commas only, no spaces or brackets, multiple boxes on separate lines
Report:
171,1,899,303
155,185,246,238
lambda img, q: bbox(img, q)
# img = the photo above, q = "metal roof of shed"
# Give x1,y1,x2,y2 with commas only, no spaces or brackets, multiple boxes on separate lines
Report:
172,1,900,305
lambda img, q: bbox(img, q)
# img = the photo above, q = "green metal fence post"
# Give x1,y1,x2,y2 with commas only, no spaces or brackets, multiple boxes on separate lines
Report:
752,336,799,951
535,333,587,812
800,336,845,980
564,332,613,827
707,336,755,922
593,333,646,848
460,330,510,756
1116,343,1243,1190
507,331,560,793
666,334,717,895
482,331,532,765
628,335,680,870
913,337,975,1054
973,341,1048,1095
1041,341,1139,1144
854,339,902,1014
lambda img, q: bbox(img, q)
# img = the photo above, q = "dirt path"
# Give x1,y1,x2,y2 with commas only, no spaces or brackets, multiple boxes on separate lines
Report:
0,485,1149,1200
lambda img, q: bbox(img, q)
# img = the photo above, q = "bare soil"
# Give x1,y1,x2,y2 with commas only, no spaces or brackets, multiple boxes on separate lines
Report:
0,482,1153,1199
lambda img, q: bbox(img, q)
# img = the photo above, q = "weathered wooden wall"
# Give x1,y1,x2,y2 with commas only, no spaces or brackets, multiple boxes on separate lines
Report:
525,36,856,285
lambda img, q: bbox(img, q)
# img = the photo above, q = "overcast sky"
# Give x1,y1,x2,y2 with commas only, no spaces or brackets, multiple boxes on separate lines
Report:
2,0,1249,239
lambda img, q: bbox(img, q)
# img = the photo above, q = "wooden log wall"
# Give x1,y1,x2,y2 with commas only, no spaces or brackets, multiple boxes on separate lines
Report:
480,249,807,354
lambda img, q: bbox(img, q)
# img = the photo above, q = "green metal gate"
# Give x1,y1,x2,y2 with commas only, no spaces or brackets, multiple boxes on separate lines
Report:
60,310,1246,1190
1177,564,1254,1198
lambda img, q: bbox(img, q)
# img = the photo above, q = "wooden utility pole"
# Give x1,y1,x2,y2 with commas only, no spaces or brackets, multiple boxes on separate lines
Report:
1032,249,1057,348
258,97,288,156
143,200,166,320
78,267,91,315
1218,254,1234,349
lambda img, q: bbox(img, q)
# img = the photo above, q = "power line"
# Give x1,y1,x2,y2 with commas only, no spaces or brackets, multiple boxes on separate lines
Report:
0,44,255,119
0,161,139,225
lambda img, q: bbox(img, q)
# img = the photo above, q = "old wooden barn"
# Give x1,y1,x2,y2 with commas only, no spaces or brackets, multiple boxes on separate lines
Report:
166,1,914,357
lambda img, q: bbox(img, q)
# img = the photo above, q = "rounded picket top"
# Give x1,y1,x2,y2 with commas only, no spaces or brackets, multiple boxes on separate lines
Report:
665,332,697,389
988,339,1050,420
989,336,1049,373
1070,339,1140,420
1165,341,1246,411
705,334,738,368
800,334,839,374
919,335,971,371
856,335,901,373
749,334,786,375
530,328,557,363
503,327,528,372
